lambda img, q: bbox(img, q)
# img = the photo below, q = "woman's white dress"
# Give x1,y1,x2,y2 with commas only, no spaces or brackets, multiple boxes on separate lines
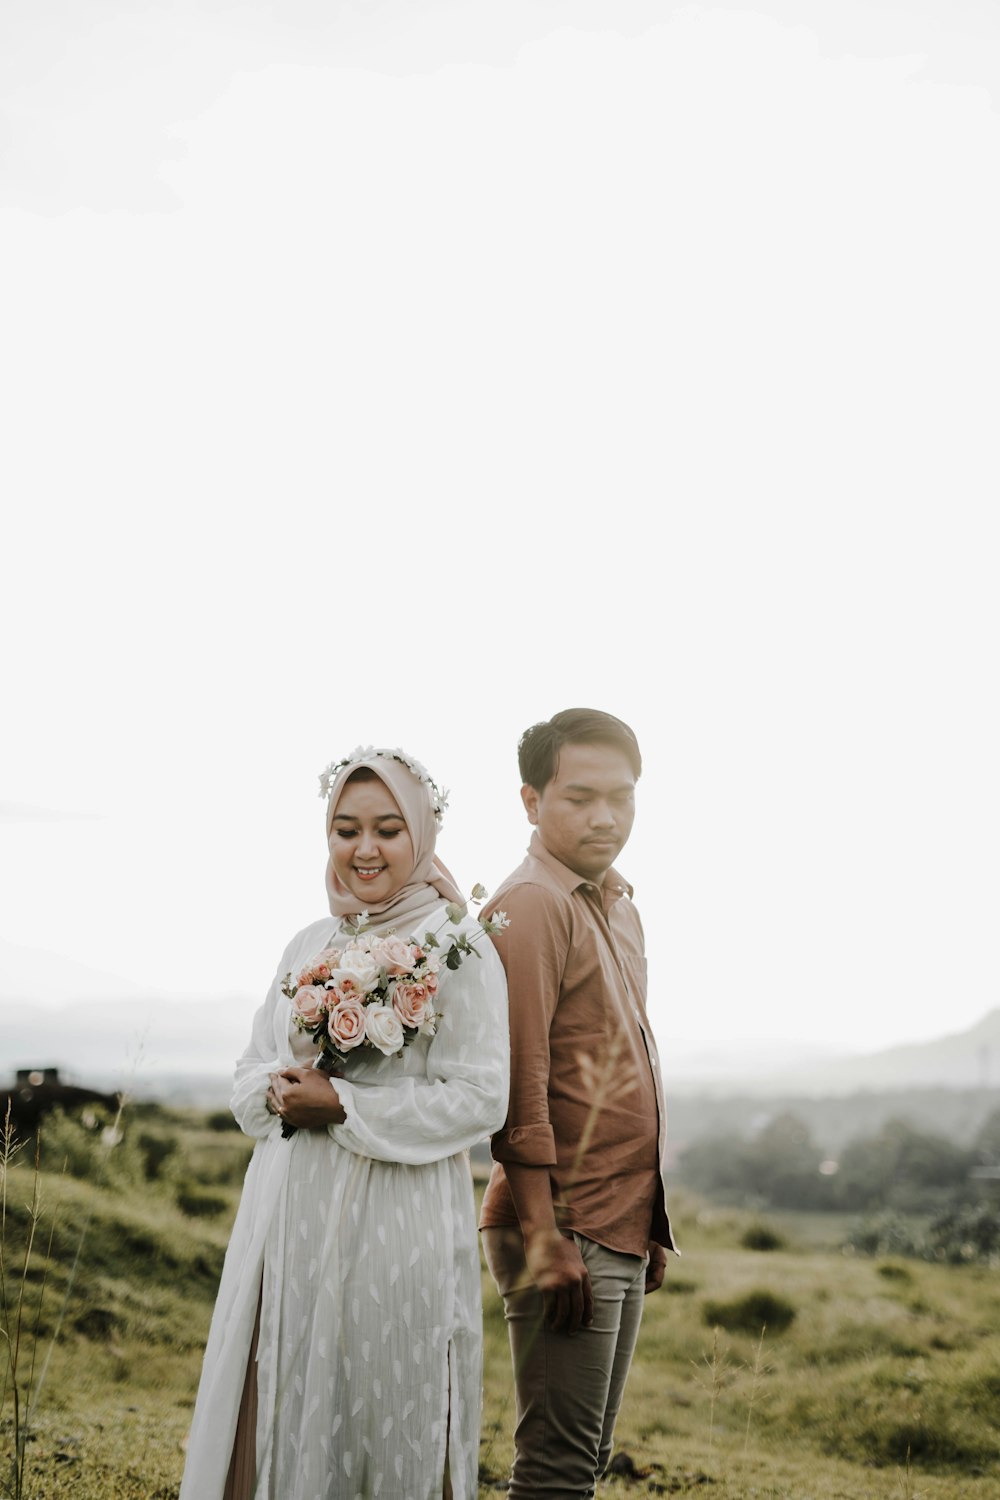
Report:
179,907,509,1500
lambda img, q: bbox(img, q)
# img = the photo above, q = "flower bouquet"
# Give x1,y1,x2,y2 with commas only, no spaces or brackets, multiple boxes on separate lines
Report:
277,888,508,1137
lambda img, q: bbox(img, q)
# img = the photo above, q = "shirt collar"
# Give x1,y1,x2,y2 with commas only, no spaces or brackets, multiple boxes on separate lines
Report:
527,830,634,901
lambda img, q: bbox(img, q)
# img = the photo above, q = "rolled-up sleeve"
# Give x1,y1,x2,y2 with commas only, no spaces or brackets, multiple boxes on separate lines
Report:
491,1121,556,1164
487,882,569,1169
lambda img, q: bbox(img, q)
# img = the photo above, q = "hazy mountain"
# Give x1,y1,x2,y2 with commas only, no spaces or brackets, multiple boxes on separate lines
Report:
0,988,253,1098
667,1008,1000,1097
0,935,161,1006
4,933,997,1116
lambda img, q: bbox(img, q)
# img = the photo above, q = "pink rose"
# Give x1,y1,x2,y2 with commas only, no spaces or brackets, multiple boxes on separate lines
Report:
392,981,433,1028
328,997,367,1050
371,934,418,975
292,984,327,1026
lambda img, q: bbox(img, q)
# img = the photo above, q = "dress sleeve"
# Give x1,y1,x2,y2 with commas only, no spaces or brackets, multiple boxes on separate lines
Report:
230,954,294,1141
329,930,510,1166
486,882,570,1168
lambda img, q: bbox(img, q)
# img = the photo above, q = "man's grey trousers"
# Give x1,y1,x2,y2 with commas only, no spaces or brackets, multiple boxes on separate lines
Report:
482,1227,648,1500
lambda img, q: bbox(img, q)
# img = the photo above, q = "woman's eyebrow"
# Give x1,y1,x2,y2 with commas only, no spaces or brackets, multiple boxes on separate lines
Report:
331,812,406,822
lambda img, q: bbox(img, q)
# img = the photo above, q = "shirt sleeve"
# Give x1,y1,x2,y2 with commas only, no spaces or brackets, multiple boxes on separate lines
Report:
328,927,510,1166
487,881,571,1168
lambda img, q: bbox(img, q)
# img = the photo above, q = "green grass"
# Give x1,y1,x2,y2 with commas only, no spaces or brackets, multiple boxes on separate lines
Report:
3,1124,999,1499
584,1202,1000,1497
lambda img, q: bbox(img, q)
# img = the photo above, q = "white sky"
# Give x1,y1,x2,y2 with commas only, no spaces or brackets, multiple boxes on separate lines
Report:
2,0,999,1079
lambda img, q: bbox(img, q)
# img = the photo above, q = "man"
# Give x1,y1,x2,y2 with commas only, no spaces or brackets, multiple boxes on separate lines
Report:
480,707,676,1499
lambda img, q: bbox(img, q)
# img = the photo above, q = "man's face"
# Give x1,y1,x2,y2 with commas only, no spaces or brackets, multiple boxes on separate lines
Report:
522,741,637,883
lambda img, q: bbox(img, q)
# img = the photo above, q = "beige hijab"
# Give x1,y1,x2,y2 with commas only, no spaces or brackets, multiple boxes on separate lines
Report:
324,751,464,935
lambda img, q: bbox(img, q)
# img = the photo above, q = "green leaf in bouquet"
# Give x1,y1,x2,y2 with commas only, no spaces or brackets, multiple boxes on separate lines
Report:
444,902,467,925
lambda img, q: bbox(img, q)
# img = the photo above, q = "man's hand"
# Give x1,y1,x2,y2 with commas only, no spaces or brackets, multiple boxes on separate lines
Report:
524,1228,594,1334
267,1067,345,1129
645,1240,667,1294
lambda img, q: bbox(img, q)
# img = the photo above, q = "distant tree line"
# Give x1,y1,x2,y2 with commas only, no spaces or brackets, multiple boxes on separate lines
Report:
676,1107,1000,1215
666,1085,1000,1153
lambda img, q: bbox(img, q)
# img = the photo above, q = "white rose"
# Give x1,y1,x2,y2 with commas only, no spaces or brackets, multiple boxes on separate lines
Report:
332,948,381,994
364,1004,405,1056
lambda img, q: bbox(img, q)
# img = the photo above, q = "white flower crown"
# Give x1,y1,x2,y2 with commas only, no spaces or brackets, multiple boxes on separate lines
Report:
318,746,450,827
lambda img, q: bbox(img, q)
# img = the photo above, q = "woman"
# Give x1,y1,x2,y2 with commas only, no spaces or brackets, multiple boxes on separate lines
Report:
180,747,509,1500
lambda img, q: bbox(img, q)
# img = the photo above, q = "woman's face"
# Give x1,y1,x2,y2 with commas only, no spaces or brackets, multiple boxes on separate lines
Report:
329,778,415,906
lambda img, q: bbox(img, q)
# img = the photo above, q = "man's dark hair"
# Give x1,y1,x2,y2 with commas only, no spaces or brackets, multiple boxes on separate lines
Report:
517,708,642,791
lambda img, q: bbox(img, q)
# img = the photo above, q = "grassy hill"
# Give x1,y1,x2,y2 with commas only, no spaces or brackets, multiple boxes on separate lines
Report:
3,1105,999,1499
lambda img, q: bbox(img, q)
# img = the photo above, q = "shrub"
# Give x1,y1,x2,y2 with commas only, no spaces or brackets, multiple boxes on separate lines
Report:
74,1305,122,1338
175,1188,229,1218
926,1202,1000,1264
36,1106,127,1181
137,1130,180,1181
844,1210,923,1259
799,1322,923,1367
702,1289,795,1334
741,1223,785,1252
875,1260,913,1281
956,1352,1000,1406
820,1381,1000,1468
846,1203,1000,1265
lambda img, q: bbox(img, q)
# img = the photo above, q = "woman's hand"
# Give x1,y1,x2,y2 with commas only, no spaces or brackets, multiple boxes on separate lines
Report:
266,1067,346,1130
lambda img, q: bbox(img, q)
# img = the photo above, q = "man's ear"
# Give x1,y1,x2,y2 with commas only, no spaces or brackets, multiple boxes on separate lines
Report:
520,782,540,825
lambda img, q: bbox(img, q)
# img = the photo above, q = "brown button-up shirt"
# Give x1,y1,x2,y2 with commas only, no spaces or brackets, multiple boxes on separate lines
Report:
479,833,676,1257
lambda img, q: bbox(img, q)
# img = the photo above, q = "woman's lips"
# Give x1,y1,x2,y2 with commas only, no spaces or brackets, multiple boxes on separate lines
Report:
353,865,387,881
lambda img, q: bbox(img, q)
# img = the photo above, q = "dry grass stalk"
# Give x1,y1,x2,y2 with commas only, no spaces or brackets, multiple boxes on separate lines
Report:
692,1325,731,1452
